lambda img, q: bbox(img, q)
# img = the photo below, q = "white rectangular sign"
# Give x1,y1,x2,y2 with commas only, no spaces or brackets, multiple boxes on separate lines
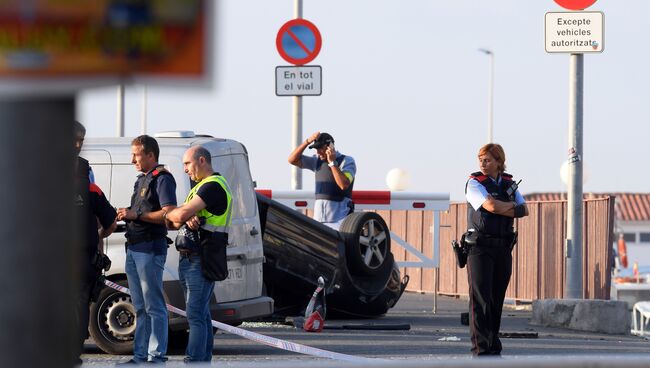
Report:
545,11,604,54
275,66,322,96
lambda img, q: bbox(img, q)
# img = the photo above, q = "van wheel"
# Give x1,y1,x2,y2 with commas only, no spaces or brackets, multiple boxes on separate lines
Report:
340,212,391,276
89,280,135,355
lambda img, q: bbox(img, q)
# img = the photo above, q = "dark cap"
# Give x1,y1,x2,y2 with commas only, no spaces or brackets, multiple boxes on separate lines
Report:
308,132,334,149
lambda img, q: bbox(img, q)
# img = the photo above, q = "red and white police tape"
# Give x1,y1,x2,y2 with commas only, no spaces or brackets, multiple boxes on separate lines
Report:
103,279,377,363
256,189,449,211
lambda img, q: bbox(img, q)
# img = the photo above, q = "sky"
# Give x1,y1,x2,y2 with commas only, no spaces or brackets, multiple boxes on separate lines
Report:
78,0,650,202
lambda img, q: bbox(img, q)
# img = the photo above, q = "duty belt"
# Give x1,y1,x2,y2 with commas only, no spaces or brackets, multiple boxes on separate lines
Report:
178,249,200,258
476,233,515,248
126,234,167,246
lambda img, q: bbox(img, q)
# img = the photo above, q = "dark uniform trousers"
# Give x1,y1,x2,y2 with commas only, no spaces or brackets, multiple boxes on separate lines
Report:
466,239,512,355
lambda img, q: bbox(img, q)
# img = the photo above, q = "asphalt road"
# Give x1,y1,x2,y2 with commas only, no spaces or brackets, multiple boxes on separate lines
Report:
81,292,650,366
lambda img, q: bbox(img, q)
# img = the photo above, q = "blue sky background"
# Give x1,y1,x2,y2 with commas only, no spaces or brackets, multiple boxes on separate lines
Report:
78,0,649,201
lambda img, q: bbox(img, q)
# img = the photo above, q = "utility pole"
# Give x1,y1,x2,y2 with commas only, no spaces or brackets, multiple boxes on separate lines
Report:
478,48,494,143
291,0,303,190
565,54,584,299
117,84,125,137
141,85,147,134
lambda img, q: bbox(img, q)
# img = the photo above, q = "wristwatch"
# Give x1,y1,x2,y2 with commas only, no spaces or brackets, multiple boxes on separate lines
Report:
328,161,338,168
136,209,142,220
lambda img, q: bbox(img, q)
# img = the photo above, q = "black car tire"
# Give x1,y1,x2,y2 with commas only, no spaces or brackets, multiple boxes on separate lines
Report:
339,212,392,276
89,279,135,355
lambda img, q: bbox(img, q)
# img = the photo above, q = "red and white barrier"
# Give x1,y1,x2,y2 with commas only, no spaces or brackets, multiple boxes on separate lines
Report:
256,189,450,270
256,189,449,211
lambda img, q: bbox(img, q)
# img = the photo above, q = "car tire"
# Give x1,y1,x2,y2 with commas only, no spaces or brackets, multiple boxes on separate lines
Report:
89,279,135,355
339,212,392,276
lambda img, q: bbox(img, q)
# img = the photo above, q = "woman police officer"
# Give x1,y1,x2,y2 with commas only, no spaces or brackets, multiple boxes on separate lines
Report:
464,143,528,356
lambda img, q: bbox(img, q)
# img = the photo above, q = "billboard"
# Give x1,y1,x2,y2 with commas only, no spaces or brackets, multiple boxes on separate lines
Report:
0,0,207,80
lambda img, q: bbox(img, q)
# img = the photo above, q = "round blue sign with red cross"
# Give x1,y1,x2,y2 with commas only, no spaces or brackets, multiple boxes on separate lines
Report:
276,19,322,65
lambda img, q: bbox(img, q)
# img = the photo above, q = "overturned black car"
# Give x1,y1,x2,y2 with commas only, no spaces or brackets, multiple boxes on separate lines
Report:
257,193,409,318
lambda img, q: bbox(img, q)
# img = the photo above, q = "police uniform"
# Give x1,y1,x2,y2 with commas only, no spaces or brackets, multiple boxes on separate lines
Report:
125,165,175,249
465,171,525,356
177,173,232,363
75,157,116,359
124,164,177,363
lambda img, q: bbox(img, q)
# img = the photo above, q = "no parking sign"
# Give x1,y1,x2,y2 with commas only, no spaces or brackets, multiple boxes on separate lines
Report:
276,19,322,65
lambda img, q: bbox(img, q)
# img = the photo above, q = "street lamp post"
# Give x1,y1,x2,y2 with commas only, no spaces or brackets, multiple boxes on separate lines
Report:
478,48,494,143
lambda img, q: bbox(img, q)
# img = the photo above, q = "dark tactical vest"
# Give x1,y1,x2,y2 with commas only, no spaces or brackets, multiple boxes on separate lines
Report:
76,157,94,256
315,155,353,202
126,165,172,244
466,171,515,238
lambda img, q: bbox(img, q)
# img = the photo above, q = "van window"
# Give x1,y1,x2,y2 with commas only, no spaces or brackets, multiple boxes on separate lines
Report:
81,149,112,198
211,154,256,219
111,164,140,208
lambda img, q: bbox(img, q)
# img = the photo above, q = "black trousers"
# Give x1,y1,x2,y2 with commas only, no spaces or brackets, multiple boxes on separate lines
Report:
466,242,512,355
75,272,95,362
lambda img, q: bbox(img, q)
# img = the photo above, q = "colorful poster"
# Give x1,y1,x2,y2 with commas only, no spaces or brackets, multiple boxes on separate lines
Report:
0,0,205,77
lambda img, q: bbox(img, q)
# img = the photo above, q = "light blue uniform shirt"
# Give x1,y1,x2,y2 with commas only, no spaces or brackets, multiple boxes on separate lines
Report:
301,152,356,224
466,175,525,211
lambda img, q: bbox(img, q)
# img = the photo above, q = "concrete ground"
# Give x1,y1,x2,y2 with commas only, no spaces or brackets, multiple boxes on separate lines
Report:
80,292,650,366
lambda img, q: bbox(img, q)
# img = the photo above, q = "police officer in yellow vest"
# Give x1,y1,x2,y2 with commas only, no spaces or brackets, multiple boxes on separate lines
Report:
164,146,232,363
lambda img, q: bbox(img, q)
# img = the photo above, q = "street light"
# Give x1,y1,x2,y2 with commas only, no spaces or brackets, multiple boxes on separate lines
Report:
478,48,494,143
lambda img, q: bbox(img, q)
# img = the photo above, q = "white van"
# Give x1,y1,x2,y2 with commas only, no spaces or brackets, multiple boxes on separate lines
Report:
81,131,273,354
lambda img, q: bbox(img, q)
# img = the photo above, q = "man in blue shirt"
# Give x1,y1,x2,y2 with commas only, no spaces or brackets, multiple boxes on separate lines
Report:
288,132,356,229
116,135,177,364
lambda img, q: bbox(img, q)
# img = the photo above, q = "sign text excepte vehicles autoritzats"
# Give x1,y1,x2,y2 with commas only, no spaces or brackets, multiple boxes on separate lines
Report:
545,11,603,53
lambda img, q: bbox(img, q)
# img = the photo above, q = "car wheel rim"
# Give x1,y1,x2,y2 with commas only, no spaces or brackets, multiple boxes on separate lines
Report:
359,219,388,270
99,292,136,343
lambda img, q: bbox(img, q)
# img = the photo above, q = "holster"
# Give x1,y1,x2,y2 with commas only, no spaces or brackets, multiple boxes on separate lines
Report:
452,232,473,268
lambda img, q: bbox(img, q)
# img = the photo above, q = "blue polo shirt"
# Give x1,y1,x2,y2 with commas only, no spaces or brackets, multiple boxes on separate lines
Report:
301,152,356,224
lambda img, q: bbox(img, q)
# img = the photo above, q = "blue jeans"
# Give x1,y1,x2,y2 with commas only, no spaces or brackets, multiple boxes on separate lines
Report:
179,255,215,362
125,248,168,363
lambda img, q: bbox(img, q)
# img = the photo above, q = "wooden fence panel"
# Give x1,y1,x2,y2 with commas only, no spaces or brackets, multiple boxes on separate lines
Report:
583,199,614,299
388,197,614,301
438,204,458,295
421,211,435,292
405,211,424,291
509,203,539,300
538,201,566,299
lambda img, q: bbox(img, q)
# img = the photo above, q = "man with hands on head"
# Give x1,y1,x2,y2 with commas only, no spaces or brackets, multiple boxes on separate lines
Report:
288,131,356,229
165,146,233,364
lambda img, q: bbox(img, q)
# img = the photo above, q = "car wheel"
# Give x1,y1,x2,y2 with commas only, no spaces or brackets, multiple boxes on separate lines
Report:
89,279,135,355
339,212,391,276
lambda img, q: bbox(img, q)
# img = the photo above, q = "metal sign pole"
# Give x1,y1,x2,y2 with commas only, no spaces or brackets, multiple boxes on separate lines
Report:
141,85,148,134
565,53,584,299
291,0,303,190
116,84,125,137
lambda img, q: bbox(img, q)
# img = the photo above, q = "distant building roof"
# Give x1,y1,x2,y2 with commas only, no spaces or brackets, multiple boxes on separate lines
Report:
524,192,650,222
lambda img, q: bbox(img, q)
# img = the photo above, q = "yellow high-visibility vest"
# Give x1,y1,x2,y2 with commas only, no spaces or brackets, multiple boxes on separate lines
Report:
185,174,232,233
